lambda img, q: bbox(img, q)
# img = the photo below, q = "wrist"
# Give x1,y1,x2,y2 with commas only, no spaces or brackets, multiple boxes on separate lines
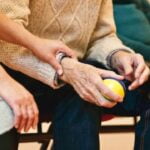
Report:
59,57,79,82
110,50,131,68
25,35,41,52
61,57,79,68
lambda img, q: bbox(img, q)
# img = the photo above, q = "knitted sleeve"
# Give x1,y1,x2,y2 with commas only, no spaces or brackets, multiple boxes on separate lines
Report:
0,0,58,89
86,0,134,68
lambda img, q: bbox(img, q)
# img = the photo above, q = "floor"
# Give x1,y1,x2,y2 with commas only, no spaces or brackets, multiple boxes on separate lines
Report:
19,117,135,150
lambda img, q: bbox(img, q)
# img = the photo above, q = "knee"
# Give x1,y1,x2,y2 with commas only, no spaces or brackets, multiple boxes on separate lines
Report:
0,100,14,135
53,95,100,131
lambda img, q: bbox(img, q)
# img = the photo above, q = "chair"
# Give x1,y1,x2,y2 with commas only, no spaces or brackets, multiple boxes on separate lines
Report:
19,115,138,150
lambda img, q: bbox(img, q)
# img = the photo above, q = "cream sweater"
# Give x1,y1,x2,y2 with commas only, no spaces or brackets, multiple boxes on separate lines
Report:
0,0,132,89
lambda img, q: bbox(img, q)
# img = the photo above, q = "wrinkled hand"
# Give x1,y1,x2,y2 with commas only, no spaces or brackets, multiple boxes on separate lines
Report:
60,58,124,108
31,38,76,75
111,51,150,90
0,68,39,132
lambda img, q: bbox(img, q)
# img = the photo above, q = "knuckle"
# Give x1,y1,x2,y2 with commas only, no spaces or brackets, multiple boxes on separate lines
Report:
22,114,28,119
83,94,91,101
26,93,33,100
100,101,107,107
16,112,21,118
35,110,39,116
106,103,116,108
82,92,90,101
14,98,22,104
136,53,143,59
102,90,109,98
29,114,34,119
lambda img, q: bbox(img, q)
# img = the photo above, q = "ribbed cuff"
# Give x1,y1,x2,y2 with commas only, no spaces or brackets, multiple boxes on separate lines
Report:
106,48,134,69
53,53,68,87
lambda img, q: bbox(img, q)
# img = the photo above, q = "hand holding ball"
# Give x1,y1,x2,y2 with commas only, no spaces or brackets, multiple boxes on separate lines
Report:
103,78,126,101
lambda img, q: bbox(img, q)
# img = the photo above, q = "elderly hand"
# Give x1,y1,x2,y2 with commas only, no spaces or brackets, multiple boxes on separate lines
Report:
60,58,124,108
111,51,150,90
0,67,39,133
30,38,76,75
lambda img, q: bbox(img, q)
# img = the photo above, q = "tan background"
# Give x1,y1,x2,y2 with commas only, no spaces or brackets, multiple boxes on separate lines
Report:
19,117,135,150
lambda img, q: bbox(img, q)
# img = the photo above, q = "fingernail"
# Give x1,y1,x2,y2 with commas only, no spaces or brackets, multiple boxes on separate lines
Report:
128,86,132,90
57,69,63,75
139,79,143,85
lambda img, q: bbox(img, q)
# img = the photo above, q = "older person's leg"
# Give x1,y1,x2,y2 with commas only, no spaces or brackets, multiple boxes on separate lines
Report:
103,81,150,150
52,86,100,150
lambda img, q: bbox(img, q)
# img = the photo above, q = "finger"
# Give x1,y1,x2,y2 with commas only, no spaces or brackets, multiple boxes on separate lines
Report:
79,82,101,105
128,79,139,90
13,105,21,129
96,79,123,103
82,83,117,108
97,93,117,108
47,55,63,75
100,70,124,80
24,105,34,132
134,60,145,79
32,103,39,129
59,46,76,58
129,66,150,90
138,66,150,85
18,106,27,132
73,82,96,104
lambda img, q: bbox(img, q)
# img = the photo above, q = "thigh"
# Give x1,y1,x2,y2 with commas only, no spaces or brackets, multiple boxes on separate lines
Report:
1,64,73,118
88,61,150,117
0,128,19,150
52,89,101,150
103,81,150,116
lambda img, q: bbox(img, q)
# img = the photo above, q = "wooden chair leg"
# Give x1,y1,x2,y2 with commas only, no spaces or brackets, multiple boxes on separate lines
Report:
40,124,53,150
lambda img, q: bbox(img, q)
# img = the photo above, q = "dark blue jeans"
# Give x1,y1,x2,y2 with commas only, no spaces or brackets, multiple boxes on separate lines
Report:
1,63,150,150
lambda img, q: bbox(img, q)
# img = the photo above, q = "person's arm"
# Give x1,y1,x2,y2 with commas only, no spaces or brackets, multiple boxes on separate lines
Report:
58,57,124,108
87,0,149,90
0,0,65,88
86,0,134,67
0,13,75,75
0,65,39,132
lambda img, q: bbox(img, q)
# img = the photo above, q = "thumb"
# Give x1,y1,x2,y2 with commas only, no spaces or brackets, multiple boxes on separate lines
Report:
48,56,63,75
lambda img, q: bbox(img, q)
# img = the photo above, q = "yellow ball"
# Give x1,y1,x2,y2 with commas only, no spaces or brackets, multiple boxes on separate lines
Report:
103,78,125,99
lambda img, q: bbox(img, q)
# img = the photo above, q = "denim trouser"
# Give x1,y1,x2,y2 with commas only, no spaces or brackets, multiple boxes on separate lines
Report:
1,63,150,150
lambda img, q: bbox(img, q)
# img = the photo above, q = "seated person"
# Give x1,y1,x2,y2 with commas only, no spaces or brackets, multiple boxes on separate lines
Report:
0,0,149,150
0,13,75,150
113,0,150,62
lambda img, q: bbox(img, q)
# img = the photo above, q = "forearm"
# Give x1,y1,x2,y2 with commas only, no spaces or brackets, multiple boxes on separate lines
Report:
0,13,39,52
0,41,59,89
86,0,134,67
0,65,10,82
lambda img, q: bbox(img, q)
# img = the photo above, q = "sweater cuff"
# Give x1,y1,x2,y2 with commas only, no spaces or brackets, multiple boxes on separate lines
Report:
53,53,67,87
106,48,135,69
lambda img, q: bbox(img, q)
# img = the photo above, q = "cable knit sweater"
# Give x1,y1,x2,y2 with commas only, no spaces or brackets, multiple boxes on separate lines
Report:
0,0,133,134
0,0,132,88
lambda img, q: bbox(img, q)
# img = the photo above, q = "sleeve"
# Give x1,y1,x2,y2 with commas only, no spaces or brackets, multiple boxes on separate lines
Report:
86,0,134,68
0,0,59,89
